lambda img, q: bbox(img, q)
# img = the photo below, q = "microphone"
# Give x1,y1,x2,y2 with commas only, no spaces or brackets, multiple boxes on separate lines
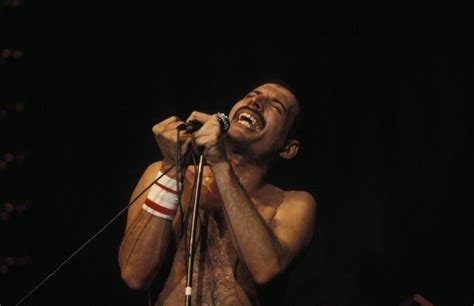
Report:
177,113,230,133
177,120,203,132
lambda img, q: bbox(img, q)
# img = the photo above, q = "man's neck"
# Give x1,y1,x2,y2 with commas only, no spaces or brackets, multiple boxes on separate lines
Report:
225,146,269,194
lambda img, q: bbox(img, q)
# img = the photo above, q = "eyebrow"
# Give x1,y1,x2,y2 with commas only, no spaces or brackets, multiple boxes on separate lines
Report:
250,90,288,113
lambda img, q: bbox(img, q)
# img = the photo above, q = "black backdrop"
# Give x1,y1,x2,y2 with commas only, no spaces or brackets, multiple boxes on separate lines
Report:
1,5,472,306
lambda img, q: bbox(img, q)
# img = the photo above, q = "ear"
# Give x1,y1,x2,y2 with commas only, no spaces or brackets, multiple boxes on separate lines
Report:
279,139,300,160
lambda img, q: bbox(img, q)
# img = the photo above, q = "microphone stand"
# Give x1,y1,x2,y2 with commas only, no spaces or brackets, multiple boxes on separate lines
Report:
185,153,205,306
183,112,229,306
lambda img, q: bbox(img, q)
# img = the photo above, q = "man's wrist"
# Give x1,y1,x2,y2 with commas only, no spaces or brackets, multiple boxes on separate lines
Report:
210,160,232,174
160,160,186,180
142,170,181,221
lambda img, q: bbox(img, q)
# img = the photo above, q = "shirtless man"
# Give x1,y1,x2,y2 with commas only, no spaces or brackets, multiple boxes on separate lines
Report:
118,81,317,305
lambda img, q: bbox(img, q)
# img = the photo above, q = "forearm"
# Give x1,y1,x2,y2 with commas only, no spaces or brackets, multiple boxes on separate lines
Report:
118,115,189,289
211,162,283,283
119,211,172,290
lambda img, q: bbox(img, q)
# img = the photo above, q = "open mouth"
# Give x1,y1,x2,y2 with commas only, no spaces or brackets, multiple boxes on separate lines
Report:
234,108,265,131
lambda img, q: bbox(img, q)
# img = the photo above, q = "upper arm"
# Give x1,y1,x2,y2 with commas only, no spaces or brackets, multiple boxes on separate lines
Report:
271,191,317,269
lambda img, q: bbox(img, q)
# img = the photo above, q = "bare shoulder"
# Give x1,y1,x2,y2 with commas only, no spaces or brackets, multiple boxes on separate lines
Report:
269,186,317,251
283,189,317,206
264,184,317,211
262,185,317,226
278,189,317,223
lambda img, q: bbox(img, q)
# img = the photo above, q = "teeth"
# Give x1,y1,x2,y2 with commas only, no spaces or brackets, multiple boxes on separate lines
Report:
238,112,260,129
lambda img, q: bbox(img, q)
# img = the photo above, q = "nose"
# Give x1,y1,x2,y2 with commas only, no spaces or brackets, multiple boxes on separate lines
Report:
248,95,266,111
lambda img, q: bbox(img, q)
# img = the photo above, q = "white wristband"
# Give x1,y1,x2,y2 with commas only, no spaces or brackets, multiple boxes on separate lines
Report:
142,171,181,220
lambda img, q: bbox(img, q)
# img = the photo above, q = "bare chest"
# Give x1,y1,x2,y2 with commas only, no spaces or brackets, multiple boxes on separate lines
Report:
161,186,280,305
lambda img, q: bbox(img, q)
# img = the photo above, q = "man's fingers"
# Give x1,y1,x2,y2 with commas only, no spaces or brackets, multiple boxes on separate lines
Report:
193,134,218,148
186,111,211,124
152,116,185,134
162,115,181,125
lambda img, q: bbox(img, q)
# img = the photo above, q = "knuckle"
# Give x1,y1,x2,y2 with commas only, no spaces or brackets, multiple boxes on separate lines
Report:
152,125,161,134
190,110,201,119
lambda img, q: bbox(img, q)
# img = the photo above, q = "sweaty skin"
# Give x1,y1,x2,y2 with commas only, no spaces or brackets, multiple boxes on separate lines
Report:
136,163,309,306
119,83,317,306
159,165,295,305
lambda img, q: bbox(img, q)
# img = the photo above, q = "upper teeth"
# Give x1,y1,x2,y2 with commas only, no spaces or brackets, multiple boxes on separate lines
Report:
238,112,260,129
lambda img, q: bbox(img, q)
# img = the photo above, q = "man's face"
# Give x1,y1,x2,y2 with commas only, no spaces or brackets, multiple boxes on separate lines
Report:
227,83,299,159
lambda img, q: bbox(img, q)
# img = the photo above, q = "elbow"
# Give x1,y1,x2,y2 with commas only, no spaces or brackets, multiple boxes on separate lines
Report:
253,272,276,285
120,268,150,291
252,265,281,285
252,251,288,285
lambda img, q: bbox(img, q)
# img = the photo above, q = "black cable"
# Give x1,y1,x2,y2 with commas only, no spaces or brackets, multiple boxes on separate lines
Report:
173,127,203,285
176,128,185,239
147,126,189,306
183,152,199,224
182,150,198,273
15,153,189,306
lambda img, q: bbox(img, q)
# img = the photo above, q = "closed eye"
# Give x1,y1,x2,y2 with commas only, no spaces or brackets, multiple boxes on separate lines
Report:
271,102,283,114
246,90,287,114
271,99,286,114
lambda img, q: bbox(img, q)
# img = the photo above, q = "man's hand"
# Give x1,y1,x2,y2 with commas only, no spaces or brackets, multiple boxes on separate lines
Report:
152,116,192,175
186,111,228,167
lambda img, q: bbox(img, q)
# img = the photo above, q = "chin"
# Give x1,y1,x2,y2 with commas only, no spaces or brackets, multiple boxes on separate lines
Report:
227,127,255,143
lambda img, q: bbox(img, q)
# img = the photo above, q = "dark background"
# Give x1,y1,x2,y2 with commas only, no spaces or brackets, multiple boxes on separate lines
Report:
1,4,472,306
